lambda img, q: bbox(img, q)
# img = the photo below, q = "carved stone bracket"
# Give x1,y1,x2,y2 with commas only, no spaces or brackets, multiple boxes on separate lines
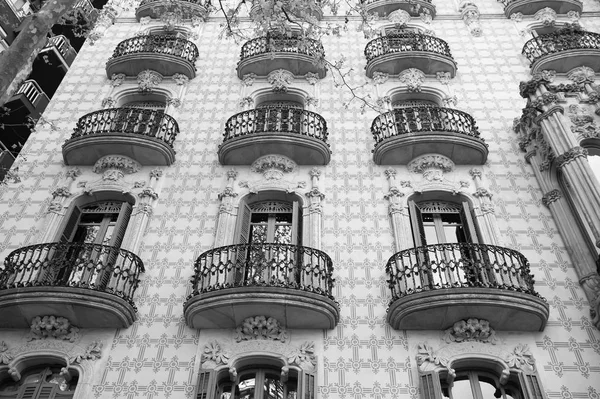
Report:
137,69,163,93
305,72,319,85
27,316,80,343
251,155,296,175
239,155,304,194
436,72,451,85
534,7,557,26
408,154,454,178
93,155,141,175
459,1,482,36
267,69,294,93
442,319,498,345
235,316,289,343
372,72,389,85
399,68,425,92
542,189,562,206
242,73,257,86
172,73,189,85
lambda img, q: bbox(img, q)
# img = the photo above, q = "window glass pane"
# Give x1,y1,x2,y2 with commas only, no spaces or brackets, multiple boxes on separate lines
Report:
73,225,100,244
103,225,115,245
238,375,257,399
80,213,105,223
450,377,474,399
250,225,268,244
264,374,284,399
275,213,292,223
251,213,269,223
440,213,463,243
273,225,292,244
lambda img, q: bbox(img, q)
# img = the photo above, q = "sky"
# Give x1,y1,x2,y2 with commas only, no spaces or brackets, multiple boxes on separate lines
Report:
591,155,600,181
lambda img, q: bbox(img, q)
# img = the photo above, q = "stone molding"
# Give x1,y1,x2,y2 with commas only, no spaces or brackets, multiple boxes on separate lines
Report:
442,319,498,344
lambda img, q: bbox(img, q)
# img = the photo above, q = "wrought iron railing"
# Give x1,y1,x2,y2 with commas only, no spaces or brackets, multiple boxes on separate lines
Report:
364,33,452,63
371,106,481,144
71,108,179,147
522,29,600,65
386,243,542,301
224,106,328,143
139,0,206,5
110,35,199,64
240,35,325,62
187,243,335,300
1,242,145,308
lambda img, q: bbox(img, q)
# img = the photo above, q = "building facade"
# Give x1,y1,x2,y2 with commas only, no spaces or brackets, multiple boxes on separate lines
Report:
0,0,599,398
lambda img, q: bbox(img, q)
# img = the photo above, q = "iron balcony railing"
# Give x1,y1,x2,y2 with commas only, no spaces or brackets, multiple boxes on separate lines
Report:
187,243,335,300
364,33,452,63
139,0,206,5
371,106,482,145
386,243,542,301
240,35,325,62
360,0,433,4
1,242,145,308
110,35,199,64
522,29,600,66
224,106,328,144
71,108,179,147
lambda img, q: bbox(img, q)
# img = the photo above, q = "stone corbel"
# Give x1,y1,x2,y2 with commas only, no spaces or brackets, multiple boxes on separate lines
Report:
459,1,482,37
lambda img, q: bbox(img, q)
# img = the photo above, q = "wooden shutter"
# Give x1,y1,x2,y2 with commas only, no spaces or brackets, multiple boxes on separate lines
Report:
196,370,215,399
17,385,38,399
419,372,440,399
303,371,315,399
460,201,479,244
109,202,132,249
35,385,56,399
522,372,545,399
236,203,252,244
59,206,82,242
408,201,426,247
291,201,300,245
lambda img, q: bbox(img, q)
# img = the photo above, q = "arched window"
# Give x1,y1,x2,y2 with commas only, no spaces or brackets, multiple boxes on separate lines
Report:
0,365,78,398
441,371,521,399
237,195,302,246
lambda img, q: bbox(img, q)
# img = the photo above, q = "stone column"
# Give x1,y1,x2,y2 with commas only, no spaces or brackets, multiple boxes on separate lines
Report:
469,168,503,246
384,169,411,252
305,168,324,250
214,170,238,248
40,168,81,243
122,169,162,253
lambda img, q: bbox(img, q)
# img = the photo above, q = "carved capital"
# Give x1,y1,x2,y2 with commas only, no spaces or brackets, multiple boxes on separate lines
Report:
305,72,319,85
110,73,126,87
172,73,189,85
436,72,451,85
138,187,159,200
218,187,238,200
541,189,562,206
556,146,588,169
372,71,389,85
242,73,257,86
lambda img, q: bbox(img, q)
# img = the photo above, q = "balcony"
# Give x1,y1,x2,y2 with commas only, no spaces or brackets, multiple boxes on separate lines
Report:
136,0,208,21
359,0,436,18
39,35,77,72
184,243,339,329
499,0,581,18
386,243,550,331
237,35,326,79
0,242,145,328
105,35,199,79
219,106,330,165
364,33,456,78
63,108,178,166
371,106,487,165
522,28,600,74
9,80,49,119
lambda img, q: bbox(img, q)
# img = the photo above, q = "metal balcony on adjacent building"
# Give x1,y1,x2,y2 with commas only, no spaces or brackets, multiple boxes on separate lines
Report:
371,106,488,165
364,33,456,78
63,107,178,166
219,106,330,165
237,35,327,78
359,0,436,18
499,0,581,18
39,35,77,72
136,0,208,21
105,35,199,79
0,242,145,328
8,80,50,119
522,28,600,73
386,243,550,331
184,243,339,329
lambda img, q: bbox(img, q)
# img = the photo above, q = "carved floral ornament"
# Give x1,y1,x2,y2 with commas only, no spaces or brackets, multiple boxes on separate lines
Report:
93,155,141,175
267,69,294,93
137,69,163,93
387,9,411,25
399,68,425,92
408,154,454,183
200,316,317,372
443,318,497,344
534,7,557,26
240,155,305,193
567,66,595,84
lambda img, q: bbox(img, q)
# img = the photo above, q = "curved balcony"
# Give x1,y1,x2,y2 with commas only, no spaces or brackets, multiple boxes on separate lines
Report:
106,35,199,79
371,106,487,165
0,242,145,328
360,0,436,18
136,0,208,21
237,36,326,79
499,0,581,18
219,106,330,165
386,243,549,331
522,29,600,74
184,243,339,329
364,33,456,78
63,108,178,166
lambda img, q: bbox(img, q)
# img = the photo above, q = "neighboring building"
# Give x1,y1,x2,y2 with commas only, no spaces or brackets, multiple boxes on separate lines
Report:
0,0,599,398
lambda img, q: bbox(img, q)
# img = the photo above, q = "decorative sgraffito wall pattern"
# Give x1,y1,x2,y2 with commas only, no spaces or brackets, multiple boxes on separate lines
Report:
0,0,600,398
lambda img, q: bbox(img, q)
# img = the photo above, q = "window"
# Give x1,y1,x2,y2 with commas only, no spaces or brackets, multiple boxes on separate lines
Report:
197,362,315,399
0,365,78,398
60,201,131,247
408,200,479,247
420,365,545,399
